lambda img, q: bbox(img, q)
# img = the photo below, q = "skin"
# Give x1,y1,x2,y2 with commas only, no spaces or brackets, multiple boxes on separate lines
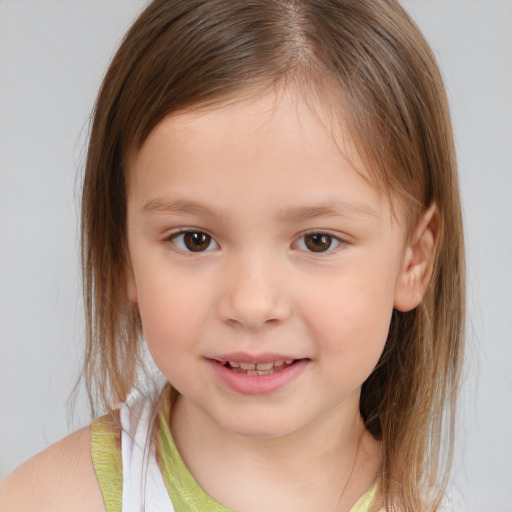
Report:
0,427,105,512
124,87,437,511
0,87,438,511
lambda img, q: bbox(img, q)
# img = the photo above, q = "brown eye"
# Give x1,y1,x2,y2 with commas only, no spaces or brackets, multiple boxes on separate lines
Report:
301,233,341,253
183,232,211,252
171,231,218,252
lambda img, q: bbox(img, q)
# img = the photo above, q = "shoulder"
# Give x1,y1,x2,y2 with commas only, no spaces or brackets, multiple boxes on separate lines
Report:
0,426,106,512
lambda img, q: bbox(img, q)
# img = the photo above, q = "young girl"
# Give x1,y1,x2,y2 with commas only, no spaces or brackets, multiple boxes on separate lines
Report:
0,0,465,511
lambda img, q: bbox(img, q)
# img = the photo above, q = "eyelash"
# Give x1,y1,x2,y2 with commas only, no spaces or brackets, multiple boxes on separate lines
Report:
293,231,344,254
164,229,346,254
166,229,219,253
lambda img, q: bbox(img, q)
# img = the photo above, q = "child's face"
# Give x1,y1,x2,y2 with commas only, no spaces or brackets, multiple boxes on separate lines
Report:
126,88,414,438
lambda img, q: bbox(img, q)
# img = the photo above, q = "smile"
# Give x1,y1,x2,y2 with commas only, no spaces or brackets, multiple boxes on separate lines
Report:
209,354,308,394
222,359,295,375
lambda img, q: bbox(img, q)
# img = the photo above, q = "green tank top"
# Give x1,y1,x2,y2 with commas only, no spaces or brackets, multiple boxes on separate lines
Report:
91,386,379,512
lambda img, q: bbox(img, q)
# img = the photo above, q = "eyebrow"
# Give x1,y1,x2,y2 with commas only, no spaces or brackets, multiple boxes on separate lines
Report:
276,201,378,222
142,198,226,219
142,198,378,221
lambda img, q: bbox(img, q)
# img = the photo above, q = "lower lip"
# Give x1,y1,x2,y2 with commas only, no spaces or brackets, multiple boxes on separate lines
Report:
209,359,308,395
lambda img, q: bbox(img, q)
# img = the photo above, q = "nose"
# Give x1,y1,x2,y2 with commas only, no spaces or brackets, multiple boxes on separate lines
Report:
218,255,291,330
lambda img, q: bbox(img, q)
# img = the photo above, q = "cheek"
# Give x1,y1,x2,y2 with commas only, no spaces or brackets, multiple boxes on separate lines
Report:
134,270,210,371
319,301,391,394
322,300,391,362
300,264,396,367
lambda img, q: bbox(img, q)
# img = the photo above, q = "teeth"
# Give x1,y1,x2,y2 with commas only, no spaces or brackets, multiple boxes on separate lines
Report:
255,362,274,371
247,369,273,376
225,359,297,374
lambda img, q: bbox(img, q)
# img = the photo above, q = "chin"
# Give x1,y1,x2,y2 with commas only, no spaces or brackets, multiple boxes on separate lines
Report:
213,410,305,440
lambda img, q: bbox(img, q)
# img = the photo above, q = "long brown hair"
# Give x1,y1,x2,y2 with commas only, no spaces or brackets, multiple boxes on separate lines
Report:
81,1,465,509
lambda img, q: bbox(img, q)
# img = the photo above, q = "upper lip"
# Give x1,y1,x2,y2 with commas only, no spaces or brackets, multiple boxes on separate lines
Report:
211,352,303,364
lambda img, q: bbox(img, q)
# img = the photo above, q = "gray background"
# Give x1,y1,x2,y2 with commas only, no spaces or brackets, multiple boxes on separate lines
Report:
1,1,511,510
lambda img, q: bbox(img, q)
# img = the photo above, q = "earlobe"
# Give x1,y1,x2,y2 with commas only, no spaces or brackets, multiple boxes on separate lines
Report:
393,204,440,312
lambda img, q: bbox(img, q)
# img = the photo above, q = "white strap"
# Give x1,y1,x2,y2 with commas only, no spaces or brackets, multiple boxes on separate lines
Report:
120,398,175,511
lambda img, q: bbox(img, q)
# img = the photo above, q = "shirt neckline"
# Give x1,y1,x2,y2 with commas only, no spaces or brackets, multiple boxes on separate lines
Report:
156,384,379,512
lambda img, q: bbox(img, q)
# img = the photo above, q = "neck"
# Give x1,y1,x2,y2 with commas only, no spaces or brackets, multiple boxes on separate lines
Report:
170,394,382,512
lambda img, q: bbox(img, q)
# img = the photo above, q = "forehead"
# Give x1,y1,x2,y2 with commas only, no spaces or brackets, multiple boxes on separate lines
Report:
126,87,398,224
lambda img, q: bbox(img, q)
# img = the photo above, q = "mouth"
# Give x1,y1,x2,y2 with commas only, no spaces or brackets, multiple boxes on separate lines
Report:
209,355,308,394
217,359,298,376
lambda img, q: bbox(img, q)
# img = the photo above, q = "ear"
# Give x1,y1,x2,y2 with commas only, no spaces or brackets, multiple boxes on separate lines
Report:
393,204,440,312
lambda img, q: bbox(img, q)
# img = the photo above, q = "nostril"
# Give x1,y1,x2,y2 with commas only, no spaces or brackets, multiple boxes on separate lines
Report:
224,314,283,330
217,271,291,329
